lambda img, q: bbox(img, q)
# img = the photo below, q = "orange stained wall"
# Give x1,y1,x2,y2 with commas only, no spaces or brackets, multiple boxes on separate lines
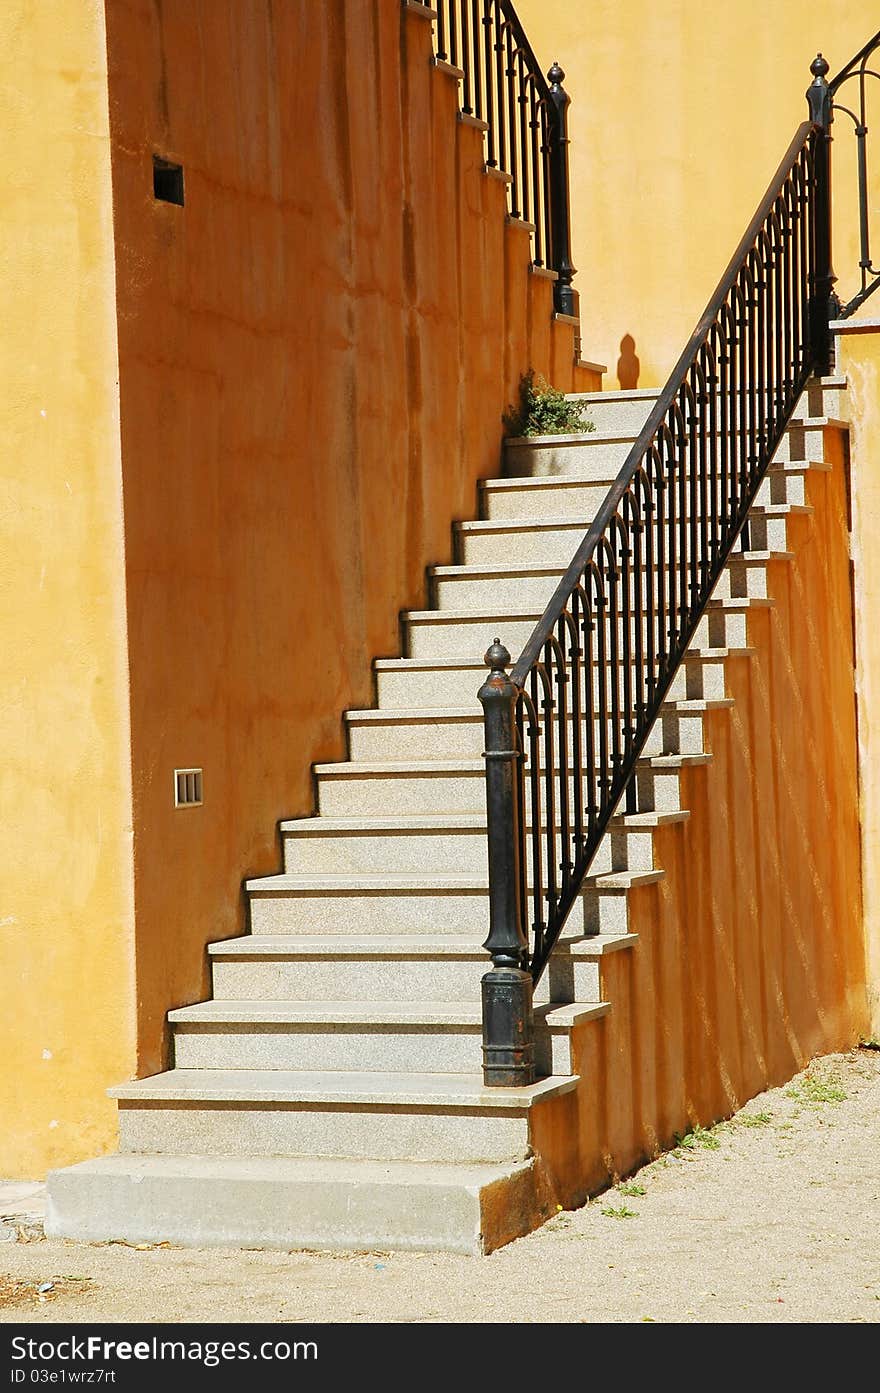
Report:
532,427,867,1197
517,0,874,388
104,0,599,1075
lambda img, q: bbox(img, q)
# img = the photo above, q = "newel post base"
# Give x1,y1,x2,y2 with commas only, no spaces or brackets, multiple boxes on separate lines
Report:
478,640,535,1088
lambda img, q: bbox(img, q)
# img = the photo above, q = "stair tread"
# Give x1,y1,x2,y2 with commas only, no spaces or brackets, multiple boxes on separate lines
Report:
168,999,607,1027
586,869,665,890
210,934,489,957
427,559,794,582
248,871,492,891
280,809,690,835
481,451,828,488
108,1068,579,1108
374,657,487,670
208,932,638,959
53,1152,536,1187
313,750,713,777
344,695,733,725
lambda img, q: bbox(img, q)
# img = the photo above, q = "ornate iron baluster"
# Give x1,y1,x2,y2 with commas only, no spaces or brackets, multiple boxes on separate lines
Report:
478,61,841,1081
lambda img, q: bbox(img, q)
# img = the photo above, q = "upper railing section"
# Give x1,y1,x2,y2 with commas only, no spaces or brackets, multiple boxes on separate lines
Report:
825,28,880,318
424,0,577,315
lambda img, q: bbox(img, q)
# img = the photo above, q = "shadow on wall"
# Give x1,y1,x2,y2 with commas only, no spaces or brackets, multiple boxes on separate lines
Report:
617,334,640,389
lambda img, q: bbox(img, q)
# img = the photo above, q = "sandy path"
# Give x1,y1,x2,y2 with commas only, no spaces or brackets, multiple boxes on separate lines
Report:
2,1048,879,1325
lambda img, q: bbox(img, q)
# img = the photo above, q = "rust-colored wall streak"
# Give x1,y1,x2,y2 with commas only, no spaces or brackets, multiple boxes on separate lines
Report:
531,429,867,1197
104,0,599,1074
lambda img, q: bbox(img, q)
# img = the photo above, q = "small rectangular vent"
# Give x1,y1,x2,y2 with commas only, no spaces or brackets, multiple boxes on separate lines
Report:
153,155,185,206
174,768,203,808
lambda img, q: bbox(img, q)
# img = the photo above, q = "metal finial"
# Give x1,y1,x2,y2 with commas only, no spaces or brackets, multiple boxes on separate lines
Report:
810,53,830,79
547,61,565,87
484,639,511,671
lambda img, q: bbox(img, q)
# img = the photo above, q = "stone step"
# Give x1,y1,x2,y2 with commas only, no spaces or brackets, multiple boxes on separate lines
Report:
110,1069,579,1164
45,1152,553,1255
458,499,806,565
564,387,658,433
501,418,834,480
209,930,641,1004
246,858,671,936
406,592,772,659
504,428,643,477
374,644,749,708
566,378,847,435
280,804,691,877
479,457,827,521
168,998,607,1075
312,749,710,819
429,555,794,617
343,696,729,764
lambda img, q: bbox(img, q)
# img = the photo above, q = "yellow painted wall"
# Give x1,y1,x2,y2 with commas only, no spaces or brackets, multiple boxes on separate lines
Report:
532,427,867,1197
838,323,880,1037
103,0,597,1076
518,0,874,387
0,1,135,1175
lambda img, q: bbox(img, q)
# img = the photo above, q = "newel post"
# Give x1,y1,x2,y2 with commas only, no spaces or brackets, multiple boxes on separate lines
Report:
806,53,838,375
547,62,579,319
477,641,535,1087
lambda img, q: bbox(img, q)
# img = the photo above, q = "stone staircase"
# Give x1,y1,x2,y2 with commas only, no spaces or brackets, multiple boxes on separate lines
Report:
46,375,848,1254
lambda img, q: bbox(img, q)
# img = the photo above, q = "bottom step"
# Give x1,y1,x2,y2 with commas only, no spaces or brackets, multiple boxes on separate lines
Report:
46,1152,551,1256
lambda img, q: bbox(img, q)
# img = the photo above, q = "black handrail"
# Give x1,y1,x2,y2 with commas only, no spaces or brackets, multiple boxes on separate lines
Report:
429,0,577,315
826,29,880,318
477,73,833,1083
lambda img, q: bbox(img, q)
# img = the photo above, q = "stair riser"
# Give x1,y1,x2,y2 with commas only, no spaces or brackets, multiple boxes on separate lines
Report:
713,561,770,600
685,657,728,700
502,428,823,482
282,824,654,876
459,512,794,568
317,768,487,817
773,424,827,464
505,438,635,477
117,1102,533,1164
742,516,789,552
248,886,602,938
567,388,843,432
564,390,841,435
756,472,805,507
480,467,804,523
581,892,631,937
459,525,592,568
566,395,655,433
375,666,483,708
172,1021,574,1075
211,955,599,1004
345,711,705,763
281,819,654,874
805,381,846,417
375,654,723,709
635,766,685,813
408,615,536,660
481,479,618,522
317,763,684,818
408,607,749,660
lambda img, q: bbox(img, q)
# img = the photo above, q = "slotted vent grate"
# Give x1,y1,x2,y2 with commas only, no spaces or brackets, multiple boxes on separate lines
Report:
174,768,203,808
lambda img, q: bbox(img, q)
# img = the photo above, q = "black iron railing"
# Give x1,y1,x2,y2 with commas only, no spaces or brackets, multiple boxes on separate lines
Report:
827,30,880,318
477,60,841,1086
428,0,577,315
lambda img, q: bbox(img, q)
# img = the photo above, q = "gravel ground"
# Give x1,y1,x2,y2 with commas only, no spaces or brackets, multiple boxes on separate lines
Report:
2,1048,880,1325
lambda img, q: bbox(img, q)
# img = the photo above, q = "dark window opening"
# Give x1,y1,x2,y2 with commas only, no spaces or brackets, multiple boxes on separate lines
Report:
153,155,184,206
